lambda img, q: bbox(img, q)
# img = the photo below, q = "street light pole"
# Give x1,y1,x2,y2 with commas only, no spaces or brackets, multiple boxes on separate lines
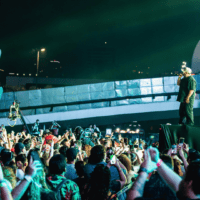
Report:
36,50,40,89
36,48,45,89
36,50,40,76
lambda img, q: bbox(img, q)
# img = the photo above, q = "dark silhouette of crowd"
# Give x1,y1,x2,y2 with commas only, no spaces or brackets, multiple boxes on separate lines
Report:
0,125,199,200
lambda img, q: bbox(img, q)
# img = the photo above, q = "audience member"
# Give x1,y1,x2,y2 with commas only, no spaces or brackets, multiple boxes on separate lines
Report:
15,154,28,183
0,123,199,200
65,148,79,180
15,142,26,156
47,154,81,200
74,161,85,195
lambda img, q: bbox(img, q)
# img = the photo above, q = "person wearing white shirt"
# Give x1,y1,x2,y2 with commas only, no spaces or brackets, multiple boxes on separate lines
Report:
16,154,28,185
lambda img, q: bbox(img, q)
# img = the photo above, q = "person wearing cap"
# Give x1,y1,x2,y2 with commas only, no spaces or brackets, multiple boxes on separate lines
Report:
177,65,196,125
15,142,26,156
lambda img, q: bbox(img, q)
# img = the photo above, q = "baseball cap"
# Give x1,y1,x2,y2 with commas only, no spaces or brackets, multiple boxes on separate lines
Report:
15,143,25,155
44,129,50,134
44,135,58,145
181,66,192,74
66,148,78,161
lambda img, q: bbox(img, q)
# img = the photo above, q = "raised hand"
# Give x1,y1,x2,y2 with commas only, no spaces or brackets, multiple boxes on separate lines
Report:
177,146,184,160
64,132,69,139
26,156,43,178
51,139,54,147
0,164,4,181
183,143,189,153
148,147,160,163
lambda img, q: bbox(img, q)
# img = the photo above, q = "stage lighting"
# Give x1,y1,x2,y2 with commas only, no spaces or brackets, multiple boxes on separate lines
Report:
116,128,120,132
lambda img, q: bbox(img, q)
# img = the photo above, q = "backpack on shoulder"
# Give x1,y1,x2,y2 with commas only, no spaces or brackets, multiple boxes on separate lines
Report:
47,179,68,200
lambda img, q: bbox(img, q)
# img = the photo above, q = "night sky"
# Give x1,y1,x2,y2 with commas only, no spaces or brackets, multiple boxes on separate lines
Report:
1,0,200,81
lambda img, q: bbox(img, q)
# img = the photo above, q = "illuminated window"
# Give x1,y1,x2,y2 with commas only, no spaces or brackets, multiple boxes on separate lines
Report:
23,74,25,76
29,74,31,76
16,73,19,76
138,71,140,74
36,74,38,76
148,67,150,69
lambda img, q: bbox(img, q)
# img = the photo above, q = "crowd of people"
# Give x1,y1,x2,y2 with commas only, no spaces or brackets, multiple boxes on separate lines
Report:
0,125,199,200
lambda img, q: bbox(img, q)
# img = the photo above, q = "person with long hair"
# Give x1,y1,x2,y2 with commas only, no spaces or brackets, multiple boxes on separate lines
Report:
82,164,112,200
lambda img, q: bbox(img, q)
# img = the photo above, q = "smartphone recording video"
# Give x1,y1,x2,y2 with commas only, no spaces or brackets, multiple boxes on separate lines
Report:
106,129,112,136
179,137,185,147
110,155,116,164
171,144,177,154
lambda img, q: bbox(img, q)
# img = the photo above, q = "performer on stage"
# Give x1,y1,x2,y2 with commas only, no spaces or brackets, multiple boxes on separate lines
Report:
32,119,40,133
177,63,196,125
50,121,61,136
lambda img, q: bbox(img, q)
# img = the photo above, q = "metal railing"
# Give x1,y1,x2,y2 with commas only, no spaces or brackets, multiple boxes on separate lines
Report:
0,91,199,114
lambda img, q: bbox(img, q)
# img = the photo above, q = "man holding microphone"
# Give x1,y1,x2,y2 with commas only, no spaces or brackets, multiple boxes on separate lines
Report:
177,62,196,126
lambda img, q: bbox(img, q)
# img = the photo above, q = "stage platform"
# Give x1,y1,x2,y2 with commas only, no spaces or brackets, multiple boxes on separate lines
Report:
159,124,200,152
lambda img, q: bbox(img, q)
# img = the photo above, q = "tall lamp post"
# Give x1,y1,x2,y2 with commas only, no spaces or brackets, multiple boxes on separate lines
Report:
36,48,45,88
